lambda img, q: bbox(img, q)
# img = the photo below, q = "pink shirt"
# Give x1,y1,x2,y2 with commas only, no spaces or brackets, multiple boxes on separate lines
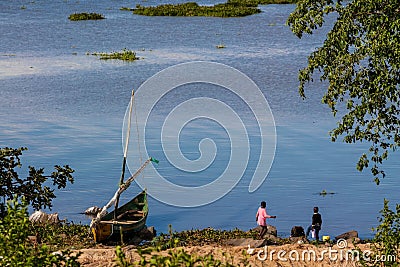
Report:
256,207,272,226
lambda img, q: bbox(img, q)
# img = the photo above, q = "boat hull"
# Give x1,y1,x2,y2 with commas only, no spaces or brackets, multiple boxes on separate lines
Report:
92,190,148,243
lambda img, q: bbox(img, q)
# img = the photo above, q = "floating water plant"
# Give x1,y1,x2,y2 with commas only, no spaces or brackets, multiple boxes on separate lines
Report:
133,2,261,17
319,189,335,196
68,12,105,21
132,0,298,17
227,0,297,6
88,49,139,61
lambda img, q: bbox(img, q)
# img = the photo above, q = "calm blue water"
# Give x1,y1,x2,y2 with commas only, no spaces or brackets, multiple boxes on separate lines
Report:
1,0,399,239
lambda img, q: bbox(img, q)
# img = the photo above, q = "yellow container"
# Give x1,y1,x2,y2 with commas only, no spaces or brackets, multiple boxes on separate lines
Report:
322,236,330,242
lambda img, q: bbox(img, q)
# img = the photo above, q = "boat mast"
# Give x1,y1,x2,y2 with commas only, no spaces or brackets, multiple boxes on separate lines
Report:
114,89,134,220
90,157,155,229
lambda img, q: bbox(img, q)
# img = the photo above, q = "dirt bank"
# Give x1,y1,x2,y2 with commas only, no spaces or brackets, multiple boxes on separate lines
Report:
77,242,373,266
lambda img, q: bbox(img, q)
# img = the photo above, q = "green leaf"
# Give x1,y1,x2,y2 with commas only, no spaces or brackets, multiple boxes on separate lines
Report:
288,0,400,184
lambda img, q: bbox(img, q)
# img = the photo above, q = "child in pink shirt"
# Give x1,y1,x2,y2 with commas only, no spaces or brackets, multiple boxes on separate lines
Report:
256,201,276,239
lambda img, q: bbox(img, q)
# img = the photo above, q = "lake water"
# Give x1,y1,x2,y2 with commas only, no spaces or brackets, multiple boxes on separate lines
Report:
1,0,399,239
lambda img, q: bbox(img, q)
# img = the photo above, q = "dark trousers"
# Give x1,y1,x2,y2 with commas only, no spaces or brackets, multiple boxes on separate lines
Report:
306,225,320,240
259,225,268,238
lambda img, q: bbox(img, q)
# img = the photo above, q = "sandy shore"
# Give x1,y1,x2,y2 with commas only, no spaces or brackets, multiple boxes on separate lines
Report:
77,242,373,266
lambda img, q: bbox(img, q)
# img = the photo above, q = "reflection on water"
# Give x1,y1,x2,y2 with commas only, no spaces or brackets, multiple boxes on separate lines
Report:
0,0,399,238
0,55,101,78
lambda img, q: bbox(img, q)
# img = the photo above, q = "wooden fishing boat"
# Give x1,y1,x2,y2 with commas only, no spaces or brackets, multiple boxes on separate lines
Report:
91,190,148,243
90,90,158,243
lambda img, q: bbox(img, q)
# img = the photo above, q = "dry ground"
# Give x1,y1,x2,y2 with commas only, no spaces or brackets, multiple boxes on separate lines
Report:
77,242,373,267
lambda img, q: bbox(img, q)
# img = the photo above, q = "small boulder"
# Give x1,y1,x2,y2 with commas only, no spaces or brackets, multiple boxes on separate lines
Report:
252,225,277,237
262,233,282,244
335,230,358,241
47,213,60,224
147,226,156,237
224,238,265,248
139,226,157,240
290,226,305,237
224,234,282,248
29,210,60,225
126,236,143,245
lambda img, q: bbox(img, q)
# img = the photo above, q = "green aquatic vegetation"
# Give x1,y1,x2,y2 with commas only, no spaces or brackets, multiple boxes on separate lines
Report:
68,12,105,21
132,0,298,17
133,2,261,17
88,49,139,61
227,0,297,6
319,189,335,196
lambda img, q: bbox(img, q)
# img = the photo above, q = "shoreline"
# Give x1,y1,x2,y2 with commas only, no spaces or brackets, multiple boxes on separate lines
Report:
77,240,374,266
73,225,380,266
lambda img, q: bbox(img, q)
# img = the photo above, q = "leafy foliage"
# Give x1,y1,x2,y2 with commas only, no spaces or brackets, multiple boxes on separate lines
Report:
0,147,74,216
361,199,400,266
0,198,81,266
68,12,105,21
287,0,400,184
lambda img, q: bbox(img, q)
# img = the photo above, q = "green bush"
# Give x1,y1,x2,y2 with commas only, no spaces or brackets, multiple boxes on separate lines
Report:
68,12,105,21
0,198,81,266
0,147,74,218
362,199,400,266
